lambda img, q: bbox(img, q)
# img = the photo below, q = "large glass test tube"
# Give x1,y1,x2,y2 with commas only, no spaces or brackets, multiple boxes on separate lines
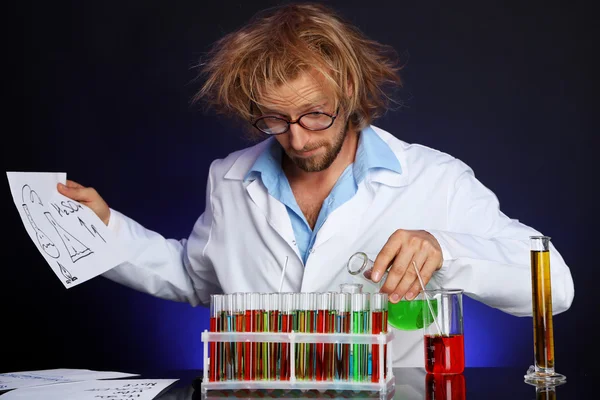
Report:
524,236,566,385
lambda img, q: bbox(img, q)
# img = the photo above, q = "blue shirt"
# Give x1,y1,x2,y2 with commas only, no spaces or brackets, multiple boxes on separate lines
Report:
244,126,402,265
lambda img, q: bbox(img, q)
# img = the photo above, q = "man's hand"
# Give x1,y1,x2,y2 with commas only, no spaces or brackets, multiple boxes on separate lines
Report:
371,229,443,303
57,180,111,226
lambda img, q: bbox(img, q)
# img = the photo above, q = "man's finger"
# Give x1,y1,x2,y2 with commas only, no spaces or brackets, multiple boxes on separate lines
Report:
65,180,84,189
381,245,414,300
406,258,438,300
390,250,424,300
57,184,94,202
371,232,403,282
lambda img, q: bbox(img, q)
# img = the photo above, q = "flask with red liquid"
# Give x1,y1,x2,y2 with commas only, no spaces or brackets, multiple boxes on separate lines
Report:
422,289,465,374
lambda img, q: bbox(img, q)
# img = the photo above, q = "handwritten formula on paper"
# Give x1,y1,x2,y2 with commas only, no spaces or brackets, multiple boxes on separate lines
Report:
84,381,169,398
6,172,129,288
0,379,178,400
0,369,140,391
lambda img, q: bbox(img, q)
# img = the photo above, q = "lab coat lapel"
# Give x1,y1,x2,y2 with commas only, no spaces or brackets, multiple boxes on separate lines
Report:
299,186,374,293
312,183,375,248
245,179,301,260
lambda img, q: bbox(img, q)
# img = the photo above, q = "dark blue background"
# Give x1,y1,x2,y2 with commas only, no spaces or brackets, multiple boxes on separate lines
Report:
2,0,594,373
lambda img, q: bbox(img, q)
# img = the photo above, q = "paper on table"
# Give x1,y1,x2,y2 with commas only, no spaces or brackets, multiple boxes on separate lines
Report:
0,379,178,399
6,172,130,288
0,369,140,391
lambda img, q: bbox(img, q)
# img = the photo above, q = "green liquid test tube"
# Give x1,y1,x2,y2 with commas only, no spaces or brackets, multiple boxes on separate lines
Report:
351,293,365,382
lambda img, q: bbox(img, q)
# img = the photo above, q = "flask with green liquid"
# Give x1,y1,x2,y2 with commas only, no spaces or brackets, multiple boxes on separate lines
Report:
347,252,434,331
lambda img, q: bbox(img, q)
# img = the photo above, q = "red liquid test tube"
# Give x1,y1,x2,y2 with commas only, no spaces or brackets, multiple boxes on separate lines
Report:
244,293,261,380
335,292,351,381
371,293,388,382
209,294,223,382
316,292,332,381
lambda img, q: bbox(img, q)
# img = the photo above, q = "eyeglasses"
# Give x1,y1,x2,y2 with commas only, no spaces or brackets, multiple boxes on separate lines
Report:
252,106,340,135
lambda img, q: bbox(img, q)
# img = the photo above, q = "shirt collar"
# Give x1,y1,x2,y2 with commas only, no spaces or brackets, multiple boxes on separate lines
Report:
244,138,282,185
244,125,402,183
353,125,401,183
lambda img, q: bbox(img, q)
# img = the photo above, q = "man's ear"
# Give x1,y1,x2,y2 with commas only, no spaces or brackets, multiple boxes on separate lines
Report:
346,78,354,98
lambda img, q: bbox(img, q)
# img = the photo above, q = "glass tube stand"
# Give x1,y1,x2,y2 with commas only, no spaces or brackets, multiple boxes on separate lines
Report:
201,330,395,398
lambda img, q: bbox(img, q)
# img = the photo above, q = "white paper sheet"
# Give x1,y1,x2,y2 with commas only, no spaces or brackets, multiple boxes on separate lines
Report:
0,379,178,399
6,171,130,288
0,369,140,390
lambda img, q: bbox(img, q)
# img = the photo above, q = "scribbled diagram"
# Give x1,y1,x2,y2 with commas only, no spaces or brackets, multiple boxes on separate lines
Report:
8,172,127,289
78,217,106,243
58,262,78,284
21,185,60,258
45,212,93,262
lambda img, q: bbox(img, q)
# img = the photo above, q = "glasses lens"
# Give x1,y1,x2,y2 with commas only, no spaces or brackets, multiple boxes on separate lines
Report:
299,113,334,130
255,117,288,134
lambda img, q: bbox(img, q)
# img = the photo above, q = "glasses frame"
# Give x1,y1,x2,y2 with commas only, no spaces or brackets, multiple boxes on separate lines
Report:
251,105,340,135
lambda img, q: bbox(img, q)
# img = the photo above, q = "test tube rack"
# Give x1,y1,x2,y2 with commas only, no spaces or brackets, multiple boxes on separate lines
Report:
200,330,395,397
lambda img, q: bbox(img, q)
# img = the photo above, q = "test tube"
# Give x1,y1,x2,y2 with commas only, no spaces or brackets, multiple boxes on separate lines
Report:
292,292,301,379
351,293,367,382
340,283,363,293
335,292,351,381
233,292,245,381
293,292,302,332
362,293,371,381
525,236,567,385
209,294,223,382
325,292,337,381
280,292,294,381
245,292,261,380
260,293,269,380
371,293,388,382
224,294,235,381
296,292,308,380
309,292,318,381
316,292,331,381
268,293,280,380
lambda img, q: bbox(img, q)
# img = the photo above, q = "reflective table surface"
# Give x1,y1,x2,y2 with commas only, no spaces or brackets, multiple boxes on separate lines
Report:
147,367,596,399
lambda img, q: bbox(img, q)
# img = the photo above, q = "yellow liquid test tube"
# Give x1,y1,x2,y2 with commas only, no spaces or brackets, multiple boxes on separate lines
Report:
524,236,566,386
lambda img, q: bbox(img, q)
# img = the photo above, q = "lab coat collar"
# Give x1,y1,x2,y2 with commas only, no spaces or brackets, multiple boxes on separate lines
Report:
224,125,410,188
224,137,274,181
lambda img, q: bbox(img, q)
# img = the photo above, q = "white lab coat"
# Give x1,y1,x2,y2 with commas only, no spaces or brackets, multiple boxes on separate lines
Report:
102,125,574,367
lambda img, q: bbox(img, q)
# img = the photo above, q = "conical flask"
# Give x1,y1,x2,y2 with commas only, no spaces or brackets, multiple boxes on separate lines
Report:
346,251,431,331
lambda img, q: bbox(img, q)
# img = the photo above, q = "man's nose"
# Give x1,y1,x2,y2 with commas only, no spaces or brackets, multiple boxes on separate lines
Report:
288,123,311,151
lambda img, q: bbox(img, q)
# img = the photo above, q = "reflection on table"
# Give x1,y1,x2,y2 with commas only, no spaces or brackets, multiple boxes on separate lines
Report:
154,367,586,400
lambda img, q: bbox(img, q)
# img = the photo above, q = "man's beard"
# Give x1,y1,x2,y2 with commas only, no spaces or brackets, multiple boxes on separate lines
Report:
287,122,348,172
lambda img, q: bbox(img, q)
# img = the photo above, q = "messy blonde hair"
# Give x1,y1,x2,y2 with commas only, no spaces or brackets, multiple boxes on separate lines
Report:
193,3,403,138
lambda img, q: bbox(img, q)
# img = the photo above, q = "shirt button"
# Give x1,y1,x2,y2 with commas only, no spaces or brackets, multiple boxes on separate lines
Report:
292,240,297,245
310,248,315,254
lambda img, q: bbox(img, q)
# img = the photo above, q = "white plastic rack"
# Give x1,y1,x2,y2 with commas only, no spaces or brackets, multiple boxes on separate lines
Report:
200,330,395,397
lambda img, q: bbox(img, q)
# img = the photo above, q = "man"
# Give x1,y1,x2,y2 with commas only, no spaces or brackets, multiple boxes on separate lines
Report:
57,3,574,367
